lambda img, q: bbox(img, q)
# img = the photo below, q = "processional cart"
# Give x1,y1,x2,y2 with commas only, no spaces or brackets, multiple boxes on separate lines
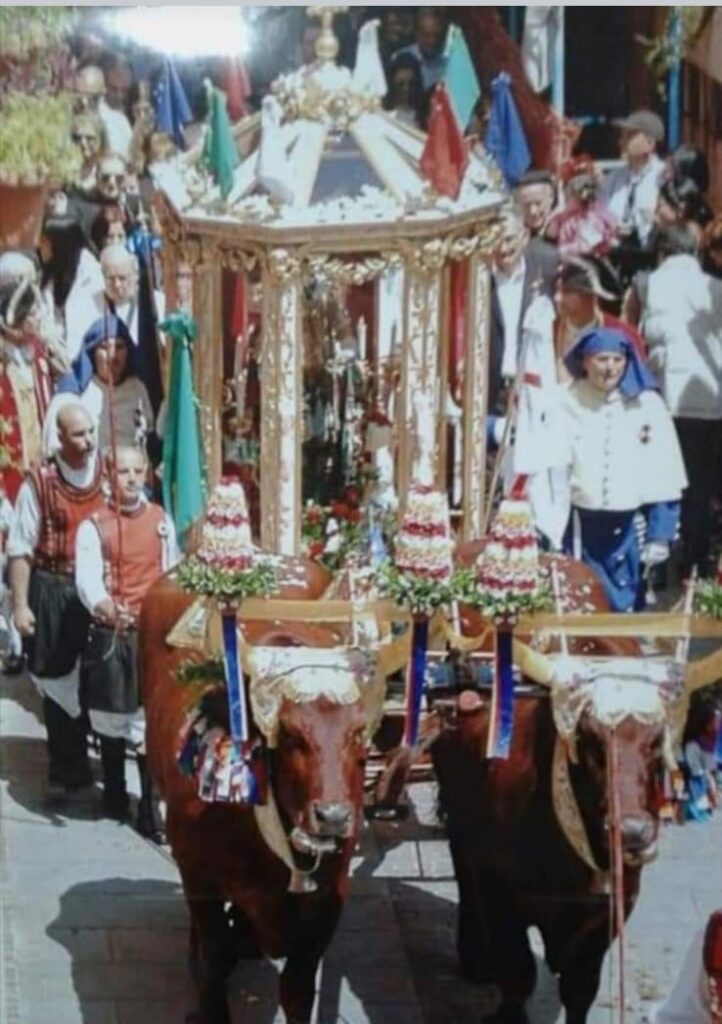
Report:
155,21,722,1006
152,8,507,557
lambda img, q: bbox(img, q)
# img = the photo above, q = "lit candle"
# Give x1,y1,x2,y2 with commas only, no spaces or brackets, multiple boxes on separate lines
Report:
357,316,368,364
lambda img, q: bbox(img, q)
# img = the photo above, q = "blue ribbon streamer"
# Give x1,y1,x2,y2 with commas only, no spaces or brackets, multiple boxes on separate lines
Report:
221,610,247,744
486,626,514,760
221,610,259,804
403,617,429,747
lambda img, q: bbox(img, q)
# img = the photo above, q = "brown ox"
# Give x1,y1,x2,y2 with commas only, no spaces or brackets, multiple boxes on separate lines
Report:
139,558,370,1024
431,544,667,1024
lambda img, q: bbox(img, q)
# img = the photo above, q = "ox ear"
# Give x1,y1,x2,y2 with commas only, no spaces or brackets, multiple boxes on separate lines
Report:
684,646,722,693
512,640,553,686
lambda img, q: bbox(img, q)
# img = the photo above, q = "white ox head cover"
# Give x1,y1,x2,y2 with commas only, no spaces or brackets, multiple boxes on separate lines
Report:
549,656,686,764
244,646,378,749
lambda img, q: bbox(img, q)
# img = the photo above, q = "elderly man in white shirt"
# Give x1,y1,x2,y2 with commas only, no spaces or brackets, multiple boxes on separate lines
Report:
489,210,559,414
64,243,166,363
601,109,665,249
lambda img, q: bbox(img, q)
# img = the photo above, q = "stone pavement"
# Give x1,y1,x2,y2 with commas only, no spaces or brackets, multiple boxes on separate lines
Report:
1,670,720,1024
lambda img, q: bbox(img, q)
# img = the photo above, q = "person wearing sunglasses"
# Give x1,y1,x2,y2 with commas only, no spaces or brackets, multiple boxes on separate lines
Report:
70,111,108,193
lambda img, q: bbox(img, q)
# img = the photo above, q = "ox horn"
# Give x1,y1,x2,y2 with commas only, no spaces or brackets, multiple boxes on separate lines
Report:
512,639,554,687
684,646,722,694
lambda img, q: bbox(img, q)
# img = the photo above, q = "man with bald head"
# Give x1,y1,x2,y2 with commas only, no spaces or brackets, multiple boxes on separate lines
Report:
8,403,106,799
74,64,132,160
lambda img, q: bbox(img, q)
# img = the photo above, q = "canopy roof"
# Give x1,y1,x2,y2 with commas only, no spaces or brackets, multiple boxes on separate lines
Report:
154,42,508,248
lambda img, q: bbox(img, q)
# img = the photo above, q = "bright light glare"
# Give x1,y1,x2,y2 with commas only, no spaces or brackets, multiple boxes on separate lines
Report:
107,6,249,59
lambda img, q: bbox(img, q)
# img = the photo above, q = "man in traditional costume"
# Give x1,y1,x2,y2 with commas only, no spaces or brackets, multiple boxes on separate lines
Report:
0,253,65,502
8,404,105,796
75,445,178,835
559,326,687,611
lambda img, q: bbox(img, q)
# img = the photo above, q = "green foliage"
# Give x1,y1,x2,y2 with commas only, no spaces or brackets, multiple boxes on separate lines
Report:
637,7,708,98
175,556,279,604
0,7,74,60
0,92,81,185
695,580,722,620
453,566,552,624
175,658,226,687
375,560,460,615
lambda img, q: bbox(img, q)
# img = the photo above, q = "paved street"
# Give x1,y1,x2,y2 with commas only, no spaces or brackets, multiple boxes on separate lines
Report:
1,671,719,1024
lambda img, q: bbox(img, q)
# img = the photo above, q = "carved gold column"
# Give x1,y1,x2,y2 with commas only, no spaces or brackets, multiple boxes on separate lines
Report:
398,239,446,502
260,249,303,555
461,251,491,541
191,239,223,491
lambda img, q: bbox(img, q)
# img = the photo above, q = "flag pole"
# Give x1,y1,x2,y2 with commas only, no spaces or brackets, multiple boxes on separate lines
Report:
103,298,125,607
551,6,565,117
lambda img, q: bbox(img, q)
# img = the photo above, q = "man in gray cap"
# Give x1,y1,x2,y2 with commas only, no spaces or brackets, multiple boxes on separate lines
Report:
600,109,665,249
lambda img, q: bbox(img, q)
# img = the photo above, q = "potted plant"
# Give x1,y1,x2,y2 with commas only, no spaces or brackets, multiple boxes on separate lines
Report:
0,92,81,249
0,6,78,248
0,7,75,88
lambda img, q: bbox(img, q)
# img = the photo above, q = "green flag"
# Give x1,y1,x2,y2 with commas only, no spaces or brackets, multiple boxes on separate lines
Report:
443,24,481,133
202,82,239,199
160,311,205,544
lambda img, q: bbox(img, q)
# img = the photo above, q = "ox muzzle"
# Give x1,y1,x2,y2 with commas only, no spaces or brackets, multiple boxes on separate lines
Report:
290,801,355,861
612,814,658,866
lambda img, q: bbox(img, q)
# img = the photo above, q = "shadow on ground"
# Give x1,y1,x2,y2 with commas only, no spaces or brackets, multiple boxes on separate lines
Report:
0,733,102,825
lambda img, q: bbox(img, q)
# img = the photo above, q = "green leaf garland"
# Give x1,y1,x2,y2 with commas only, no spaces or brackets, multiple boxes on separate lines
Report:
175,556,279,604
453,566,552,624
694,579,722,620
175,657,225,687
375,560,458,615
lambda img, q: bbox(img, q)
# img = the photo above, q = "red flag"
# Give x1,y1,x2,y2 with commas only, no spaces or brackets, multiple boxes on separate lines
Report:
224,57,250,122
420,84,469,200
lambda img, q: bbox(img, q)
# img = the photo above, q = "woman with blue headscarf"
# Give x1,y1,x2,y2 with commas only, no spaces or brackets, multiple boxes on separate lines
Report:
559,326,687,611
43,315,153,457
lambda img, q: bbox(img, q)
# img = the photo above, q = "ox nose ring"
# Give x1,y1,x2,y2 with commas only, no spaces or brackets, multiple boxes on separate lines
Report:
313,802,353,836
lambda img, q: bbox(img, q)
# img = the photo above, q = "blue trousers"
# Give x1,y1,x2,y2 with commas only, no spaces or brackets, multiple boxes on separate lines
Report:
563,508,642,612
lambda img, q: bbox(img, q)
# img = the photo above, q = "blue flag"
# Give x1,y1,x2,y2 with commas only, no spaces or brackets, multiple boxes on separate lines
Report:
484,72,531,187
153,57,193,149
443,24,481,133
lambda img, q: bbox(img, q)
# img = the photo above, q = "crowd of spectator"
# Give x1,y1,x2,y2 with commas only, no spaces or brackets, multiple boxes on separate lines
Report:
0,8,721,816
